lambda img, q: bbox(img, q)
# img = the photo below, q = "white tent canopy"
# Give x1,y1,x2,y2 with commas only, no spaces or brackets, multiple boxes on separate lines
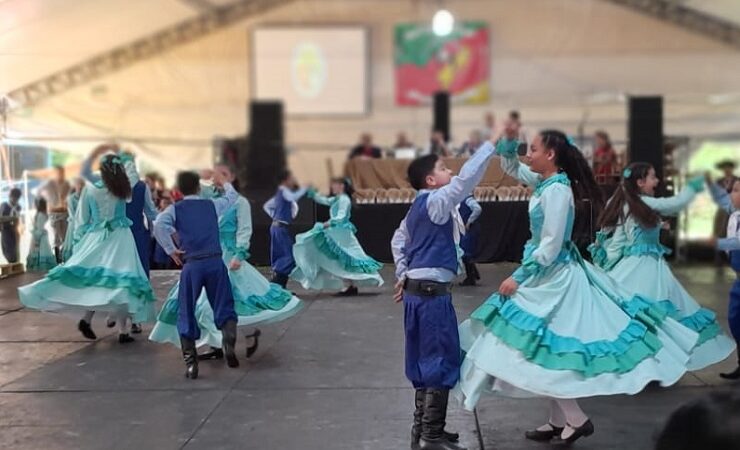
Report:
2,0,740,185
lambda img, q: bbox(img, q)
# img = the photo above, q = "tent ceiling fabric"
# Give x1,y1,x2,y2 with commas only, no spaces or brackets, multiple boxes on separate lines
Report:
1,0,740,185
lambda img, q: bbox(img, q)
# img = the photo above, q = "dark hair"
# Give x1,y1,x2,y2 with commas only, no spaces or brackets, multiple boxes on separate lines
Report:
277,170,292,184
34,196,47,214
9,188,21,200
540,130,605,236
99,154,132,200
655,393,740,450
53,165,64,172
331,177,354,197
594,130,612,148
509,110,521,121
407,154,439,190
597,162,660,229
176,171,200,196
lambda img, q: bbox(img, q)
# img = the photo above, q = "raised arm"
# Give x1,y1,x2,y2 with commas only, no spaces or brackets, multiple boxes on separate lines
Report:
210,182,238,217
496,138,541,186
708,182,736,214
282,186,308,203
426,141,496,224
309,190,336,207
641,178,703,216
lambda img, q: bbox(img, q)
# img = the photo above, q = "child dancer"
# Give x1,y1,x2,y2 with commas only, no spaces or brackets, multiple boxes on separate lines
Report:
458,195,482,286
26,197,57,272
61,178,85,262
1,188,22,263
263,170,307,288
455,131,697,445
19,154,156,343
150,165,302,359
153,170,239,379
708,175,740,379
391,132,503,450
592,162,735,370
151,196,176,270
292,177,383,295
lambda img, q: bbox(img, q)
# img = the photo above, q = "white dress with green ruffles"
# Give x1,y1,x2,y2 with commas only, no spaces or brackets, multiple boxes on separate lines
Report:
291,192,383,290
589,186,735,370
149,195,303,349
454,145,698,410
19,182,156,322
26,212,57,272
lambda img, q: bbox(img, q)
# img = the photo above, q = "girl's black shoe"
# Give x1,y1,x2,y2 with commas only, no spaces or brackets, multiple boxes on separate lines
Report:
78,320,97,340
551,420,594,445
524,423,564,441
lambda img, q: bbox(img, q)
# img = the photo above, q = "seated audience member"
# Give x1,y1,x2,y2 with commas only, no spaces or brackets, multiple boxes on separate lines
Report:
421,130,451,157
348,133,383,159
392,132,415,150
482,112,495,139
456,130,484,157
509,110,529,146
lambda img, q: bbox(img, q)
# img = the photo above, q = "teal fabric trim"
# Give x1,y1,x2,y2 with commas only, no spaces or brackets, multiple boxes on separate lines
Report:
687,176,706,193
46,265,155,303
235,283,293,316
329,220,357,232
512,241,579,284
312,228,382,274
470,293,664,377
656,301,722,346
533,173,570,197
622,243,672,258
27,256,57,271
220,235,250,261
495,139,519,157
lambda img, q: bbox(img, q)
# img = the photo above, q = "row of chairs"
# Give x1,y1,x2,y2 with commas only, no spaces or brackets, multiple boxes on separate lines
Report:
352,186,533,204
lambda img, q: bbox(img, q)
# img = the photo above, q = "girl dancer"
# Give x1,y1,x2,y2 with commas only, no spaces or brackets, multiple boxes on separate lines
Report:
61,178,85,262
592,162,735,369
19,154,156,343
291,178,383,295
26,197,57,272
150,166,302,358
455,131,698,445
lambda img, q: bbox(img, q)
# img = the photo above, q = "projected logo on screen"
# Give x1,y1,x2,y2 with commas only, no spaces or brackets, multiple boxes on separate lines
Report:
291,43,327,99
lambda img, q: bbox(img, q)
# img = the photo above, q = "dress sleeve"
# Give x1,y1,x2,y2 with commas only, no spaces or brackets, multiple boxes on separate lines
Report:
311,192,335,207
641,187,698,216
496,138,541,186
233,197,252,260
329,196,351,225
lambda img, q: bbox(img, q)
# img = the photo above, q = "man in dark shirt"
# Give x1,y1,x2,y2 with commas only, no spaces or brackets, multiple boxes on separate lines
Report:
1,188,22,263
348,133,382,159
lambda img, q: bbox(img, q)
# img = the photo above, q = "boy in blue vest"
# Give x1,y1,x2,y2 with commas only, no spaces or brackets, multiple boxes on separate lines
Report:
391,133,499,450
263,170,307,288
154,170,239,379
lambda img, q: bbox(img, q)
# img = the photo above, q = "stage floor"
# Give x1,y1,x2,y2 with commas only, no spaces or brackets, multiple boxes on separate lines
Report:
0,264,737,450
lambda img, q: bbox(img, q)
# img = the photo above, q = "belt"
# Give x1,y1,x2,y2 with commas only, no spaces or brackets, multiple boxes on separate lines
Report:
184,252,222,263
271,221,289,227
404,279,452,297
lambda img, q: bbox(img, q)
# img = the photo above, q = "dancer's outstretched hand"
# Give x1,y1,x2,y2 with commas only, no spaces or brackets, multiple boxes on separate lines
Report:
393,279,404,303
170,249,185,267
229,258,241,271
498,276,518,297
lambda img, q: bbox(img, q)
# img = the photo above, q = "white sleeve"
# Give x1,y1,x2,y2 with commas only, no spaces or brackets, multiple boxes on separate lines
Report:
391,218,410,281
498,155,541,187
263,197,276,218
641,188,697,216
236,197,252,251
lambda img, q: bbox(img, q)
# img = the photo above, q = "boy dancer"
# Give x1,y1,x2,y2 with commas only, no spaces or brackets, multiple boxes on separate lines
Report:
1,188,22,263
263,170,307,288
154,170,239,379
391,132,499,450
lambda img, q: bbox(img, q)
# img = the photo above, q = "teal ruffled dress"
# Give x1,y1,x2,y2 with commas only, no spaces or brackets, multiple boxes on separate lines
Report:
291,192,383,290
590,184,735,370
454,146,698,409
149,195,303,348
18,182,156,323
61,191,80,262
26,212,57,272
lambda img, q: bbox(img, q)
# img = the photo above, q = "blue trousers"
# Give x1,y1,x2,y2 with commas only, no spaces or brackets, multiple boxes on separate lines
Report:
403,291,461,389
729,280,740,343
130,226,150,278
460,224,480,262
270,224,295,276
177,256,237,341
1,229,18,263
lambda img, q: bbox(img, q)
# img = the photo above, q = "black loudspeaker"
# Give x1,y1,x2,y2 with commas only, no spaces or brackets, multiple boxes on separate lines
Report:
628,96,664,186
433,91,450,142
244,101,286,192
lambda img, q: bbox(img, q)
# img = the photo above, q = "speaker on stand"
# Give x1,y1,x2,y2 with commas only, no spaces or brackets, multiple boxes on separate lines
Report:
433,91,450,143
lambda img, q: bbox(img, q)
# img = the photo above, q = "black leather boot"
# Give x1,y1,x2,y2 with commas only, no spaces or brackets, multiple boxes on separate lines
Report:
459,262,476,286
413,389,459,449
720,353,740,379
270,273,289,289
420,389,466,450
221,320,239,368
180,338,199,379
77,320,97,340
245,329,261,358
198,347,224,360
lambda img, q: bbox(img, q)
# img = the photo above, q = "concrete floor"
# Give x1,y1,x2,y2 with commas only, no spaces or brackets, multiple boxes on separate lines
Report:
0,264,737,450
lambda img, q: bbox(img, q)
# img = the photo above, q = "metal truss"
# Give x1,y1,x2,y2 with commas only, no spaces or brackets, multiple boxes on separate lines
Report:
601,0,740,49
7,0,296,107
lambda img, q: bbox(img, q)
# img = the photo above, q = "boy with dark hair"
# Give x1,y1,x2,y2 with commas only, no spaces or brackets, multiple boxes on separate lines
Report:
263,170,307,288
391,131,500,450
153,169,239,379
1,188,22,263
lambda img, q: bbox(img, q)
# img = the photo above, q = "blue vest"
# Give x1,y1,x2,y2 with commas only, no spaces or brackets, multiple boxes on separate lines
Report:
174,199,222,260
126,181,146,232
406,193,458,274
459,196,473,224
271,189,293,223
731,250,740,272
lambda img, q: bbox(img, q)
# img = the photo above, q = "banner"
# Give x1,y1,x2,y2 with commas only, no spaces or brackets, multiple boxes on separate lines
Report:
394,22,490,106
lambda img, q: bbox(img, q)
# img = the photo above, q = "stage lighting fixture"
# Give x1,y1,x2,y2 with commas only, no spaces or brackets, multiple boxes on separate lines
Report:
432,9,454,36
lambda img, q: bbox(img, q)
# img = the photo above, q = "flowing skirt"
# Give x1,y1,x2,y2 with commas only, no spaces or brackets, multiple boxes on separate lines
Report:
26,231,57,272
